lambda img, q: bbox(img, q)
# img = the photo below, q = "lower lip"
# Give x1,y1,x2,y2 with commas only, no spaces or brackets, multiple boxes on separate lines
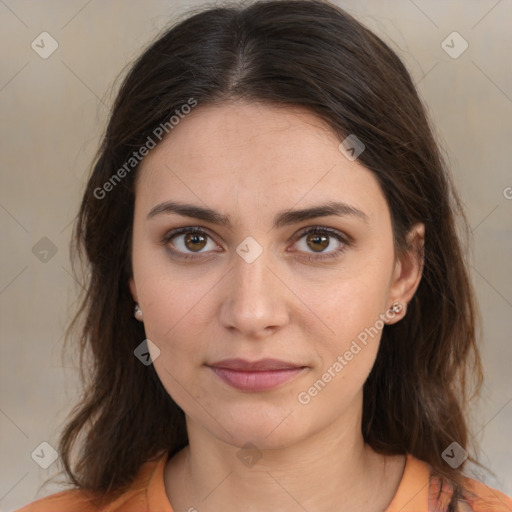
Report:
209,366,306,391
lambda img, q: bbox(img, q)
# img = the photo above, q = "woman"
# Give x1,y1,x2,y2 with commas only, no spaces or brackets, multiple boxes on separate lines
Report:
17,1,512,511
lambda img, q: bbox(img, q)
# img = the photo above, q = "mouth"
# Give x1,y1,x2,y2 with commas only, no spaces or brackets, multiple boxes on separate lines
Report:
206,358,308,392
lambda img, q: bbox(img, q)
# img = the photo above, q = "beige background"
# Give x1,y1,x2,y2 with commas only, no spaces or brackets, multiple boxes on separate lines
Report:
1,0,511,510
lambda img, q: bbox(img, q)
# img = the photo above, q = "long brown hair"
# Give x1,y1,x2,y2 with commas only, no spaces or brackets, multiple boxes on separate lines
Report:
60,0,483,507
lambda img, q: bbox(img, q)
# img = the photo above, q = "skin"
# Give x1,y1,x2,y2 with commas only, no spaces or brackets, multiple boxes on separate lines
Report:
129,101,425,512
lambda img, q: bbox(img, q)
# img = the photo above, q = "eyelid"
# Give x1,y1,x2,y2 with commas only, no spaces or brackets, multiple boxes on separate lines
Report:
289,225,352,261
291,225,353,245
160,226,219,250
161,225,352,260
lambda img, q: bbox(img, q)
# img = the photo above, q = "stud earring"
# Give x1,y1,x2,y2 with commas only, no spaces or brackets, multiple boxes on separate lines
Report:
134,303,143,321
390,302,403,314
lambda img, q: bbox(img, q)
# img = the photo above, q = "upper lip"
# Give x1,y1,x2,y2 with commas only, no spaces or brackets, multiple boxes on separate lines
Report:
207,358,305,371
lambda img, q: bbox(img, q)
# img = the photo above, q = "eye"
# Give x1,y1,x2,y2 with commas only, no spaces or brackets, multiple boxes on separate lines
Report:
161,225,351,262
162,227,220,260
291,226,351,261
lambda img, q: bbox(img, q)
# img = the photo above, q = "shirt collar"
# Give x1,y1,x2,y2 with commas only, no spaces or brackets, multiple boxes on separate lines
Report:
385,454,430,512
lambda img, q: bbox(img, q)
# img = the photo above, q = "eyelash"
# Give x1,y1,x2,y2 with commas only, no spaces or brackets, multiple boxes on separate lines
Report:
161,226,352,262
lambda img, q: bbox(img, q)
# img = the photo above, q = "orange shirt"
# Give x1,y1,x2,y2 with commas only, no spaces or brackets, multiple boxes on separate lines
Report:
16,452,512,512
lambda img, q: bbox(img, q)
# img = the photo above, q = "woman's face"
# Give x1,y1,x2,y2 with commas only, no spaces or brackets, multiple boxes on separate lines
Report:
130,101,423,450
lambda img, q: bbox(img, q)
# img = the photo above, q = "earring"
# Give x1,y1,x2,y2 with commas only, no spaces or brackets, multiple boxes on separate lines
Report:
134,303,143,321
390,302,403,314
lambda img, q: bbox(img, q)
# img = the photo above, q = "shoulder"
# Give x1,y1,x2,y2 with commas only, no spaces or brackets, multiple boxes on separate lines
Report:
14,453,168,512
459,475,512,512
14,489,110,512
429,472,512,512
13,487,150,512
391,454,511,512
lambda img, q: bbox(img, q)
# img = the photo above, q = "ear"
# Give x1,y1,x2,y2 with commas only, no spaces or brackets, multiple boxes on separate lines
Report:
386,223,425,324
129,277,138,303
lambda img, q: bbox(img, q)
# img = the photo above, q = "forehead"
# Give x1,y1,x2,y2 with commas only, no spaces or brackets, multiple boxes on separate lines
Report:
135,101,388,227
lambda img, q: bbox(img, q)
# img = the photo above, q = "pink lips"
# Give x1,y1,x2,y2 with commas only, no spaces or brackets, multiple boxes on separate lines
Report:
207,358,307,391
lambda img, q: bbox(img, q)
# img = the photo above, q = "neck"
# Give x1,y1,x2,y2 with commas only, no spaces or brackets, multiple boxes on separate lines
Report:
165,403,405,512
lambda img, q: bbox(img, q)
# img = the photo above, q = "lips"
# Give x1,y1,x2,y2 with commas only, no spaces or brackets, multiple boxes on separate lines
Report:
207,358,307,391
209,358,304,371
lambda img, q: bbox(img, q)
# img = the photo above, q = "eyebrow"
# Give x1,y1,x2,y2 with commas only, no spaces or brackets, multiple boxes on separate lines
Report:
146,200,369,228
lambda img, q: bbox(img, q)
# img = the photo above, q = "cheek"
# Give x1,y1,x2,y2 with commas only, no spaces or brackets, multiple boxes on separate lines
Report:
298,261,392,403
133,240,210,336
305,261,392,350
139,277,211,408
295,281,386,416
140,280,209,354
133,272,211,392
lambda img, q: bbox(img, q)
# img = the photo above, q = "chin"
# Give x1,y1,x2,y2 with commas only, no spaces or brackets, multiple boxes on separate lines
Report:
207,405,311,450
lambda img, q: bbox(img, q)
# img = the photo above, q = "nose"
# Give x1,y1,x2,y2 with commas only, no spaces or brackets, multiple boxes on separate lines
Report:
219,246,290,339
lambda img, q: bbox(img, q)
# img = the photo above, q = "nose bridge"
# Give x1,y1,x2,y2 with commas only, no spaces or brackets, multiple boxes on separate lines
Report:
219,240,288,336
234,244,268,295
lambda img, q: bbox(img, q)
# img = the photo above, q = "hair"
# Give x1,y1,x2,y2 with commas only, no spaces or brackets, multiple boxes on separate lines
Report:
60,0,484,509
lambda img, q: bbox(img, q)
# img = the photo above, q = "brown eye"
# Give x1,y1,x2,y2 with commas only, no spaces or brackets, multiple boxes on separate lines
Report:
305,232,330,252
184,233,208,252
162,227,219,259
293,226,351,262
